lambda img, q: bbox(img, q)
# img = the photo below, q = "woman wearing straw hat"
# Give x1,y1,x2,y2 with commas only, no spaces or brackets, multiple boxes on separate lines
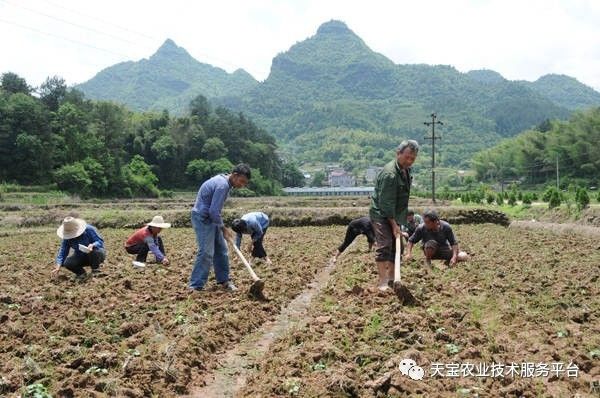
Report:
52,216,106,280
125,215,171,265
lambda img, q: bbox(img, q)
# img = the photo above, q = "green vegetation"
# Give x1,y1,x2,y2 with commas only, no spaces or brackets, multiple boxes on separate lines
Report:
473,107,600,187
1,72,299,197
73,21,600,173
519,74,600,110
76,39,258,114
218,20,577,168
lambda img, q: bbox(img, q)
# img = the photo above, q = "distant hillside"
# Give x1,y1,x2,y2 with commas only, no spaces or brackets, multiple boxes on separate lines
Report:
76,39,258,113
218,20,572,167
519,74,600,110
75,21,600,168
466,69,506,85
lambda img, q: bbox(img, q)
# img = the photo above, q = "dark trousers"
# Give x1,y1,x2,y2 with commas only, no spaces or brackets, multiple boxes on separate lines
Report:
338,226,375,254
63,248,106,275
125,237,164,262
338,226,361,253
251,229,267,258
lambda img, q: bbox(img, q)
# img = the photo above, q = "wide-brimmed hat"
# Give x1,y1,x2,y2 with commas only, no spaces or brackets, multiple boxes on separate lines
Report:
147,215,171,229
57,216,86,239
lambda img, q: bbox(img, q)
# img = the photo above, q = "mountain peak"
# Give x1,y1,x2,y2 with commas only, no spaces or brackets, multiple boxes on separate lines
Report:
151,39,191,60
467,69,506,84
316,20,352,35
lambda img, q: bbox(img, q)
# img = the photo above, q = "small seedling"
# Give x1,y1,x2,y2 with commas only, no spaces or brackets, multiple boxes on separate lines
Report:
445,343,461,355
24,383,51,398
85,365,108,375
127,348,141,357
175,314,187,324
556,330,569,338
312,362,326,371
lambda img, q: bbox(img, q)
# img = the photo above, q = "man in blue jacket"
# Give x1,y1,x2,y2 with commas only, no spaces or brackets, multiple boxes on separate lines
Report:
51,216,106,280
189,164,251,293
231,211,272,265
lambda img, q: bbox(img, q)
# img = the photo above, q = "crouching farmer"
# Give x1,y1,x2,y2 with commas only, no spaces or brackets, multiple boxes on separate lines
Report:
332,216,375,263
52,217,106,280
125,215,171,265
231,211,272,265
404,209,469,268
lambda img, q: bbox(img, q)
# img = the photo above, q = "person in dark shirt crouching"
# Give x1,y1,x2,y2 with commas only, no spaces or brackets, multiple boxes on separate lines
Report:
404,209,469,269
332,216,375,263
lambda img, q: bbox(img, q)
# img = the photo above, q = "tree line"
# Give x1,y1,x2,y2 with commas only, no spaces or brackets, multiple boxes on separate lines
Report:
471,107,600,188
0,72,304,197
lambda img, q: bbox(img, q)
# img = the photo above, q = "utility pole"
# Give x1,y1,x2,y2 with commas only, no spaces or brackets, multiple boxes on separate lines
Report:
424,113,443,203
556,156,559,190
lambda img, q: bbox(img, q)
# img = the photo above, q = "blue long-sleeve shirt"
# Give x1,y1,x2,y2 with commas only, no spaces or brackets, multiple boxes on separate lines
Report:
192,174,231,227
235,212,270,248
56,224,104,266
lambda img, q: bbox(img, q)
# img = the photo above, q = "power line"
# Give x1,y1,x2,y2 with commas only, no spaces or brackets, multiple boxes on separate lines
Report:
37,0,159,41
0,17,130,58
0,0,150,48
2,0,246,73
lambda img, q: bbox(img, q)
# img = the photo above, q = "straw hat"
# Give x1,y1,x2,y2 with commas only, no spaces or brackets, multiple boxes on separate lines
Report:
147,215,171,229
57,216,86,239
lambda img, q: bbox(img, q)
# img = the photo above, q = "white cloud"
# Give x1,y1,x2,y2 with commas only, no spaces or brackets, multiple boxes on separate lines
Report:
0,0,599,90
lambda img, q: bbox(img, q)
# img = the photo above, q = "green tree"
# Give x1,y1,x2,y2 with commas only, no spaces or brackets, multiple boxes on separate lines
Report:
81,157,108,195
1,72,30,94
54,162,92,196
311,171,326,187
548,188,561,209
201,137,227,161
189,94,211,123
575,187,590,210
209,157,234,175
186,158,211,184
0,93,51,183
121,155,160,197
39,76,67,112
496,193,504,206
281,162,305,187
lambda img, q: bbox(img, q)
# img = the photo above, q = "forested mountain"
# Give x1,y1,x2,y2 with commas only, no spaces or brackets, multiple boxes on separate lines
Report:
0,72,300,197
76,39,258,114
75,20,600,169
519,74,600,111
219,20,574,167
472,107,600,186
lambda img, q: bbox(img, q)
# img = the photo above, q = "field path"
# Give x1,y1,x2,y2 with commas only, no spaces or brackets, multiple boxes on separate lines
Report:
186,257,338,397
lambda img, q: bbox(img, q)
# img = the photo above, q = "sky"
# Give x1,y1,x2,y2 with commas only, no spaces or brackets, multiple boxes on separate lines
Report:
1,0,600,91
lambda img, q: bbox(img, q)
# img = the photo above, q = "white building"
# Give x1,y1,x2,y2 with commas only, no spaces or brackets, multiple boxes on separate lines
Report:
328,170,355,187
365,166,383,184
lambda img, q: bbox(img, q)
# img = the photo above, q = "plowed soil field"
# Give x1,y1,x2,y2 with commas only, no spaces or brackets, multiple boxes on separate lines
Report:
1,223,599,397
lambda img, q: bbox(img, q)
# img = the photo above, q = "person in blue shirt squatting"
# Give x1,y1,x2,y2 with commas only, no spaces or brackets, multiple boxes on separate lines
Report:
231,211,272,265
51,216,106,281
189,164,251,293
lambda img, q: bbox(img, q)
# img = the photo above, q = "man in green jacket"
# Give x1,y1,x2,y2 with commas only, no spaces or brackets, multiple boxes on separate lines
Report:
369,139,419,291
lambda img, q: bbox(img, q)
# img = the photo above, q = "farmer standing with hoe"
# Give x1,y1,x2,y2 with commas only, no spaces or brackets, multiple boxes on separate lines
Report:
369,140,419,291
189,164,251,293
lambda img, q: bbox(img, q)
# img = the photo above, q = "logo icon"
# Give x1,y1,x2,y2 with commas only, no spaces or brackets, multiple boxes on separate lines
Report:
399,358,424,380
